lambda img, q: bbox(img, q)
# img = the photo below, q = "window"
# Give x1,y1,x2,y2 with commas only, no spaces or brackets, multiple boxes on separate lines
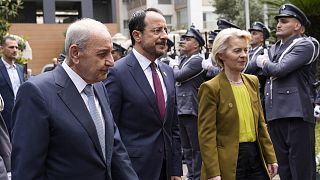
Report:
164,15,172,25
158,0,171,4
203,11,216,29
123,20,129,29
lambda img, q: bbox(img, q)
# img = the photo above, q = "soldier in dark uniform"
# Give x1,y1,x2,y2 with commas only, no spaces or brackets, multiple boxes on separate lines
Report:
170,27,205,180
256,4,319,180
244,21,270,114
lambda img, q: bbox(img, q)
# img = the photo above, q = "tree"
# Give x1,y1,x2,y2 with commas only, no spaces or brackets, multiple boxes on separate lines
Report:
0,0,23,40
212,0,264,29
288,0,320,40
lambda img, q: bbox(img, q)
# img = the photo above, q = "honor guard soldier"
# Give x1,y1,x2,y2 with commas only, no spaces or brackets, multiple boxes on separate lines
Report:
244,21,270,112
202,20,240,80
256,4,319,180
170,27,205,180
202,31,220,80
206,31,217,53
112,42,127,61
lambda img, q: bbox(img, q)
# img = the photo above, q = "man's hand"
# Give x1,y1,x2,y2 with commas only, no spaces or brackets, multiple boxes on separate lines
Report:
314,104,320,118
202,59,213,70
267,163,278,178
171,176,182,180
169,58,180,68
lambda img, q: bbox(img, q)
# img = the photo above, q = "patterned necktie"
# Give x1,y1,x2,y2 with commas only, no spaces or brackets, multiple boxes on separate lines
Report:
83,84,106,160
150,62,166,120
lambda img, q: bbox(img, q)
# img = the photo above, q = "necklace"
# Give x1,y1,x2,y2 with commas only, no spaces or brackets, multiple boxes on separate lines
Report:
229,80,243,85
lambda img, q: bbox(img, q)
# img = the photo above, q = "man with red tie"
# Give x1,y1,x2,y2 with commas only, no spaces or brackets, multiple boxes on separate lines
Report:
105,8,182,180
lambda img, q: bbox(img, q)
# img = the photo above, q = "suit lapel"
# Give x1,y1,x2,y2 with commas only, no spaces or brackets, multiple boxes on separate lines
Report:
0,60,13,91
126,53,162,120
16,64,25,83
93,83,113,165
54,65,105,163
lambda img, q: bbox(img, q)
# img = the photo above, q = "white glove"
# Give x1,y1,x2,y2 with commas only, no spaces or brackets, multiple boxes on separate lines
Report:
202,59,213,70
169,56,180,68
314,104,320,118
256,52,269,68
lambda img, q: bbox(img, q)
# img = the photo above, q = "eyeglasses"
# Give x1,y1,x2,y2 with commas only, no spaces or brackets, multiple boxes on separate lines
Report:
144,27,168,35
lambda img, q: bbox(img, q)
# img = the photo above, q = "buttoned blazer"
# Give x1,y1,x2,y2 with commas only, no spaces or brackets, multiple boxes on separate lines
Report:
0,59,24,133
11,65,138,180
105,52,183,180
173,53,205,116
263,35,319,123
198,72,277,180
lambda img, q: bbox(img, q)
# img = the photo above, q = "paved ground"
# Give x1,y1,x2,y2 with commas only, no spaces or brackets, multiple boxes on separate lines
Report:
182,164,280,179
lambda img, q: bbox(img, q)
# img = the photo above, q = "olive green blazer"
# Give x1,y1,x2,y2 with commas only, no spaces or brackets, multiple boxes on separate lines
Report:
198,71,277,180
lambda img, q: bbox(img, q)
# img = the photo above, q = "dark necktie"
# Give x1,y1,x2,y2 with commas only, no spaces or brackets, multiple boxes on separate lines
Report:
150,62,165,120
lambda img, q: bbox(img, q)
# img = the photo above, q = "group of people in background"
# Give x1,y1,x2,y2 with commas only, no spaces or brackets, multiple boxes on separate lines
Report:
0,2,319,180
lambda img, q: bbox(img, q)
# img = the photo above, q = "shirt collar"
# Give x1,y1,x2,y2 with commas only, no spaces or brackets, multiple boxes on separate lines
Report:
132,48,159,70
1,58,16,69
61,61,88,94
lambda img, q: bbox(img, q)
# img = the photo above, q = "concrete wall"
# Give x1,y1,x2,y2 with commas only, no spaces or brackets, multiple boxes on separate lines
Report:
9,23,118,75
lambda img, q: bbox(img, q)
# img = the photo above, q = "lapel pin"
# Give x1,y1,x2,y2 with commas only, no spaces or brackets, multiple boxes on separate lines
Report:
163,72,167,77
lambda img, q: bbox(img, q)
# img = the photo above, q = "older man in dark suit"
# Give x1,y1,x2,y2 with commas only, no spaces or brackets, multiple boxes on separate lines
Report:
11,18,138,180
0,36,25,136
105,8,182,180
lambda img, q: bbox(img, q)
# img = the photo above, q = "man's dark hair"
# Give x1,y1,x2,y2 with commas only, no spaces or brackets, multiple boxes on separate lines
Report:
128,8,163,46
1,36,17,46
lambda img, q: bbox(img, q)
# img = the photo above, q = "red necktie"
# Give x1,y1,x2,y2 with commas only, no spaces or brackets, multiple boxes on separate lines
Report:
150,62,165,120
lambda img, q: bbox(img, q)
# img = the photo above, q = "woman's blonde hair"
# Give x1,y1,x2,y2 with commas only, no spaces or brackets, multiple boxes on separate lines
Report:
211,28,251,67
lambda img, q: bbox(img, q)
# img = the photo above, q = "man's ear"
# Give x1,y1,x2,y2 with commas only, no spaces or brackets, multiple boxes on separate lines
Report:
69,45,80,64
294,21,302,31
132,30,142,43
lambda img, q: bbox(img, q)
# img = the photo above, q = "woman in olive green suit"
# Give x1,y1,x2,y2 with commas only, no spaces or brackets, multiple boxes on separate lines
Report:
198,28,278,180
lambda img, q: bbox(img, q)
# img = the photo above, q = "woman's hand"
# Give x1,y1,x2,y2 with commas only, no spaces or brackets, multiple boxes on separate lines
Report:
267,163,278,178
208,176,221,180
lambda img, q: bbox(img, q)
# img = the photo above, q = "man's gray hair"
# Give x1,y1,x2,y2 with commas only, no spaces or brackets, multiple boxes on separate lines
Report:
64,18,108,63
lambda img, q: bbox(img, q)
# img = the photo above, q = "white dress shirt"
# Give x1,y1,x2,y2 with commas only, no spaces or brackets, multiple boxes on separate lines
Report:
1,58,21,98
61,62,105,130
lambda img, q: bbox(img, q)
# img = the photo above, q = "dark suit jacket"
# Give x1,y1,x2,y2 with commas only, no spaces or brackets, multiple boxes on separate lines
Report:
105,52,183,180
0,113,10,180
11,65,138,180
0,58,24,134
